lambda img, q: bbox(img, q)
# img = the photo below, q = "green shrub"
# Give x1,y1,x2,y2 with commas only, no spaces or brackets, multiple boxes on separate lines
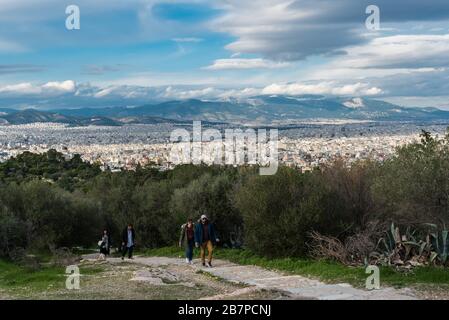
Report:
169,173,242,246
234,167,324,257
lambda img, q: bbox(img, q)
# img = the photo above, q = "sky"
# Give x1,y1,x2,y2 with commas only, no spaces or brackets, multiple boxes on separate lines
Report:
1,0,449,109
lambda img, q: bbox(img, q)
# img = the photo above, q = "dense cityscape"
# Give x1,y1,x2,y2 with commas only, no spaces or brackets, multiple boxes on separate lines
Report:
1,121,448,172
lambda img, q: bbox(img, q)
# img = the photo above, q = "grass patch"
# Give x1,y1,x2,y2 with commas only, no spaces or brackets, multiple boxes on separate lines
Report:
140,246,449,288
0,260,65,292
0,258,104,298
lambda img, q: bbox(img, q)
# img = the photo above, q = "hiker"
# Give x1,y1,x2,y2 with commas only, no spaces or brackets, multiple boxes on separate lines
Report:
121,224,136,260
194,214,219,268
179,218,195,264
99,229,111,256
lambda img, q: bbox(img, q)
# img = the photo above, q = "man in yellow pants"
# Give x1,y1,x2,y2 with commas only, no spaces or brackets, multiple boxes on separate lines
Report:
195,214,219,268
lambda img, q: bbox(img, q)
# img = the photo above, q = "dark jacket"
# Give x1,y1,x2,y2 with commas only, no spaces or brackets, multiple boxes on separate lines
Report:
121,228,136,247
194,220,218,245
179,223,196,247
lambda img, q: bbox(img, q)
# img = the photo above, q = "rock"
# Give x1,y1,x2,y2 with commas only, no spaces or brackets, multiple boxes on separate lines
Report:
129,268,181,286
130,270,165,285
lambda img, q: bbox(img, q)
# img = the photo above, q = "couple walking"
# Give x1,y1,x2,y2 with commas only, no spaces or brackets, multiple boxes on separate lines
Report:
97,224,136,260
179,214,219,267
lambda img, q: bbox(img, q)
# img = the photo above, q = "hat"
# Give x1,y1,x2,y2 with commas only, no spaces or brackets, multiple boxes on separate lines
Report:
201,214,208,220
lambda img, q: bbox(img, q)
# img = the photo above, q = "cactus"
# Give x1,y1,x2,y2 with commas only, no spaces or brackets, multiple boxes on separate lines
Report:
426,224,449,265
374,223,431,266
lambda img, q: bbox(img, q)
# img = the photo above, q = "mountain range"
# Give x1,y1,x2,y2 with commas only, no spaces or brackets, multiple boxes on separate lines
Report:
1,95,449,126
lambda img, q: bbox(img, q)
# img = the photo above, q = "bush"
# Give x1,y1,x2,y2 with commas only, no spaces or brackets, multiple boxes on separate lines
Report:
373,130,449,226
0,208,28,258
0,181,102,256
235,167,326,257
169,173,242,246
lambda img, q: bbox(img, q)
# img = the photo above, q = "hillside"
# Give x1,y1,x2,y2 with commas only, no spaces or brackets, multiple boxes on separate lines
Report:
1,96,449,126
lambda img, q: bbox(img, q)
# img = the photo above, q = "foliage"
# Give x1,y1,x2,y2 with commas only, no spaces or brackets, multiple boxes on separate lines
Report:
234,167,327,257
1,131,449,269
425,223,449,265
373,130,449,226
0,149,101,190
169,172,241,246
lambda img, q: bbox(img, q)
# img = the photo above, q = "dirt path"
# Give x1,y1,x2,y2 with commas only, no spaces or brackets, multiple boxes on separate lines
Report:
82,254,416,300
74,254,286,300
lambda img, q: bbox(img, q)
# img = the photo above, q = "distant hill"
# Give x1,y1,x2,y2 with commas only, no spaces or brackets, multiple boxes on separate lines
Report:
0,109,123,126
0,109,183,126
2,109,80,125
56,95,449,124
2,95,449,126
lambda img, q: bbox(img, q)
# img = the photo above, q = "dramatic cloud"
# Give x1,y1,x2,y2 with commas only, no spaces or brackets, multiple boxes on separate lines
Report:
212,0,449,61
299,33,449,83
334,34,449,70
0,0,449,106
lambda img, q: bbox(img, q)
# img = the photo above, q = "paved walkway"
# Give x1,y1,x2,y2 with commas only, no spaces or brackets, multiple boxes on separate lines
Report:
82,254,417,300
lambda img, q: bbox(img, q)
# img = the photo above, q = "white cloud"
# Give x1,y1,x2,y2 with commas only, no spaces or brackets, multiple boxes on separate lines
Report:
42,80,76,93
205,58,290,70
301,33,449,83
337,34,449,70
0,80,76,96
162,86,220,100
343,98,365,109
0,83,40,94
261,82,382,96
0,79,383,104
94,87,116,98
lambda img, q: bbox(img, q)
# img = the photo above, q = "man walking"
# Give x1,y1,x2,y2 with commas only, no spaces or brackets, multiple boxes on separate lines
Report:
194,214,219,268
121,223,136,260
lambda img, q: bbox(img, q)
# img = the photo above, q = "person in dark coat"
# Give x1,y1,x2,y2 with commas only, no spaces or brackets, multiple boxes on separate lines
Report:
121,224,136,260
179,218,195,264
194,214,219,268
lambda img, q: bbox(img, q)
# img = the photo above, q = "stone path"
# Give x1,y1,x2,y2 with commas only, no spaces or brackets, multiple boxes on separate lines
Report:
82,254,417,300
191,259,416,300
